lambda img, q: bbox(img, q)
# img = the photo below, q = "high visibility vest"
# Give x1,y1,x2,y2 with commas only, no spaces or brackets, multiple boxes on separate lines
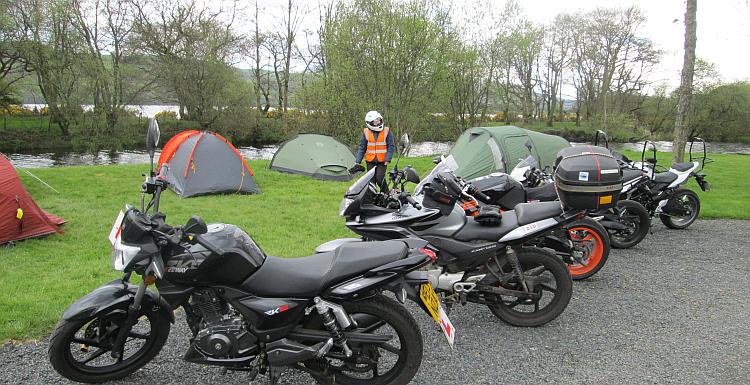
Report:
364,127,390,163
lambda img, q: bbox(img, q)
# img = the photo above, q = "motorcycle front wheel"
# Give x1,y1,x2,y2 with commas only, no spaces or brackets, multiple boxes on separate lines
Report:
48,307,170,383
660,188,700,229
609,200,651,249
485,247,573,327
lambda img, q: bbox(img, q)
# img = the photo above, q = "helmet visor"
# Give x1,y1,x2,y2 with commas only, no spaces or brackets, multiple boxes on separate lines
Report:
368,118,383,127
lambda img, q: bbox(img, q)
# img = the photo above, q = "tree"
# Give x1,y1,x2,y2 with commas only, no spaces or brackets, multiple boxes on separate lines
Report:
319,0,452,141
511,20,542,122
132,0,242,128
12,0,86,136
673,0,697,163
70,0,150,133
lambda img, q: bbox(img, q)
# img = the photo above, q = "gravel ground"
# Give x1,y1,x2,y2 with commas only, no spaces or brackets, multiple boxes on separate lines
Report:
3,219,749,385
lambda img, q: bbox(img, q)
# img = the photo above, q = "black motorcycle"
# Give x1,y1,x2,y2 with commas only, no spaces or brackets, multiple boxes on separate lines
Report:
48,121,447,385
595,131,710,230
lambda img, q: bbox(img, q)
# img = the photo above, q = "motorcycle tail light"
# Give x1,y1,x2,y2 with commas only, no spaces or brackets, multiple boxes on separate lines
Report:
419,247,437,262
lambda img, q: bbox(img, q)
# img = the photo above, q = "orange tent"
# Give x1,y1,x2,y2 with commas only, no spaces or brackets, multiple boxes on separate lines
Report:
0,154,65,244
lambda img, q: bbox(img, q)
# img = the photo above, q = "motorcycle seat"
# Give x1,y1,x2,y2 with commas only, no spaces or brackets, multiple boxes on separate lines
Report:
241,240,408,297
525,183,557,202
672,162,695,172
653,172,678,184
515,201,563,226
454,209,520,242
622,169,645,183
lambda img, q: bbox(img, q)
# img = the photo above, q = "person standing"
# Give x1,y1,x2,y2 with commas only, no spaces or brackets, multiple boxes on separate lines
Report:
352,110,396,191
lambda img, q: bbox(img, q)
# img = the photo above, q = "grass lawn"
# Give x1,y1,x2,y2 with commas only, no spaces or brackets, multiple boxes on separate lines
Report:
0,153,747,342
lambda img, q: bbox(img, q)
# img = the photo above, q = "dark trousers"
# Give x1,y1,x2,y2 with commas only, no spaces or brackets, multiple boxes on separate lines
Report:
366,161,389,193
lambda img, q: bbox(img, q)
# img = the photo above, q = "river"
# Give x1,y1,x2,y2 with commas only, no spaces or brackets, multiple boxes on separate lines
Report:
4,140,748,168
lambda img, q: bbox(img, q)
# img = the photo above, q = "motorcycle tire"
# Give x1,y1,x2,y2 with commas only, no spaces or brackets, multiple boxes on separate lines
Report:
48,307,170,383
660,188,700,229
318,294,423,385
565,218,611,280
609,200,650,249
486,247,573,327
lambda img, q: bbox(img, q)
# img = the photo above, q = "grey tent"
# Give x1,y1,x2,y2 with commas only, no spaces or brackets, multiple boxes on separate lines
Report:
157,130,259,197
449,126,570,179
270,134,356,181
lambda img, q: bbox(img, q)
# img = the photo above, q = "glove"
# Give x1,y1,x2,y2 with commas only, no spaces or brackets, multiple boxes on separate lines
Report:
349,164,365,174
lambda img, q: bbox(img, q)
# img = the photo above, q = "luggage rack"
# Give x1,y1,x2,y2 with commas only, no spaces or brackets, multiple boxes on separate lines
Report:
688,137,713,172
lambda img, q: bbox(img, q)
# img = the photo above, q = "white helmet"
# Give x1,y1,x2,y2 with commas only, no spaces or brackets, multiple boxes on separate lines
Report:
365,110,384,131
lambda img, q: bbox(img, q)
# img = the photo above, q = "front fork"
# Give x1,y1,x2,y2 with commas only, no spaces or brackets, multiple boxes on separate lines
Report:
110,278,148,359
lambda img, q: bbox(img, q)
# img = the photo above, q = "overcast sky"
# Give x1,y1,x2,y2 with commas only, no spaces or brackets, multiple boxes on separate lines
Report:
246,0,750,93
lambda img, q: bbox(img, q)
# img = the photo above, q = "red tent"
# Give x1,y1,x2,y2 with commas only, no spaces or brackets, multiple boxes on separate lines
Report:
0,154,65,244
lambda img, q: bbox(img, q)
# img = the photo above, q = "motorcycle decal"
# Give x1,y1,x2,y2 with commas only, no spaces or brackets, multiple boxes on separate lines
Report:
264,304,290,316
499,218,559,243
166,259,201,273
578,172,589,181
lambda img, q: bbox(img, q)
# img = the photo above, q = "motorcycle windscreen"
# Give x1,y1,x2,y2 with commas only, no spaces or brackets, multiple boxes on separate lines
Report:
414,155,458,195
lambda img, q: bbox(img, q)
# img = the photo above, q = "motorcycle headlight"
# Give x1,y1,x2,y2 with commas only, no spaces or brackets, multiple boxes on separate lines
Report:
339,198,354,216
111,239,142,271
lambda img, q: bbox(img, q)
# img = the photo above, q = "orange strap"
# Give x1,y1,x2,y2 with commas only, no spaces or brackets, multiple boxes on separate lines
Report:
184,133,205,178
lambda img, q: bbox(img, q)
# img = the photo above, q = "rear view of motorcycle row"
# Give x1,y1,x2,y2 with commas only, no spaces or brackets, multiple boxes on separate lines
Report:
48,123,710,385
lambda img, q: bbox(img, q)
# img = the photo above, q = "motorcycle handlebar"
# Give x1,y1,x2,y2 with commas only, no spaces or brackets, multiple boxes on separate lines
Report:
405,194,421,210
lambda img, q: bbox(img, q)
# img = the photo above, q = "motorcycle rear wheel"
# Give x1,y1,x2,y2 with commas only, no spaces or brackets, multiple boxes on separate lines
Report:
609,200,650,249
313,294,423,385
660,188,700,229
48,308,170,383
485,247,573,327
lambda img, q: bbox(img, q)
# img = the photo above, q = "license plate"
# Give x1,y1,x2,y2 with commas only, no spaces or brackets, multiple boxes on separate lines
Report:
419,283,455,348
108,210,125,246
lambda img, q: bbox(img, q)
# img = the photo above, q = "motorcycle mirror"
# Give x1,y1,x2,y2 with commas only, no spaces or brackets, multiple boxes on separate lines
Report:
432,155,443,165
184,215,208,235
399,133,411,156
146,118,161,156
403,166,420,184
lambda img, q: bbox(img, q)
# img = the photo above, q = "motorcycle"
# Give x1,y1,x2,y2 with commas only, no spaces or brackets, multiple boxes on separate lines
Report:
474,152,650,250
48,120,450,385
428,155,612,280
319,135,632,327
595,131,710,230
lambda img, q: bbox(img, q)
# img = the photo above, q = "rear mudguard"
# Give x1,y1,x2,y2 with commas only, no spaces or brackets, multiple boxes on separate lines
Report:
61,279,175,323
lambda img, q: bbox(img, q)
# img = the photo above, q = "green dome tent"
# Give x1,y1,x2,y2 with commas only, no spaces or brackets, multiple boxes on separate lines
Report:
449,126,570,179
270,134,356,181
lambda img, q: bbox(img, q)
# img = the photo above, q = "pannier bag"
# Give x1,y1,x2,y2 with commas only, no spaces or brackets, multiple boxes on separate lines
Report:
554,146,623,210
474,205,502,226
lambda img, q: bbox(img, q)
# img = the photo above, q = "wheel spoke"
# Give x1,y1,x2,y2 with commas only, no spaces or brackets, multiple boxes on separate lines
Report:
128,331,150,340
80,348,108,365
377,343,403,358
539,283,557,293
360,320,386,333
72,337,104,348
524,265,547,276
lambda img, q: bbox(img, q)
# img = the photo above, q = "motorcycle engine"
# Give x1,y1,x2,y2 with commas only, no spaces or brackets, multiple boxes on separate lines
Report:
189,289,257,358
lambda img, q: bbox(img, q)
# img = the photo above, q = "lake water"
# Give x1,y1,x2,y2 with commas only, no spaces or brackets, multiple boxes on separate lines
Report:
5,140,747,169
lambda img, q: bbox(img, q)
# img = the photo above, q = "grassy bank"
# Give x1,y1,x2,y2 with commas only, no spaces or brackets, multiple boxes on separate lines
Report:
0,154,747,341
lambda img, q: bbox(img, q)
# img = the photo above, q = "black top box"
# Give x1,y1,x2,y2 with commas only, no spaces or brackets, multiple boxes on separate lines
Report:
554,146,623,210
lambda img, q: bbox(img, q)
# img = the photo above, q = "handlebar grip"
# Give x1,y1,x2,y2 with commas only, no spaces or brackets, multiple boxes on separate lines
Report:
194,234,223,255
406,194,422,210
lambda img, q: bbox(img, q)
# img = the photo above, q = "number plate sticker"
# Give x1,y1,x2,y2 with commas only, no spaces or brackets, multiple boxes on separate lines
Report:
419,283,456,348
108,210,125,245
